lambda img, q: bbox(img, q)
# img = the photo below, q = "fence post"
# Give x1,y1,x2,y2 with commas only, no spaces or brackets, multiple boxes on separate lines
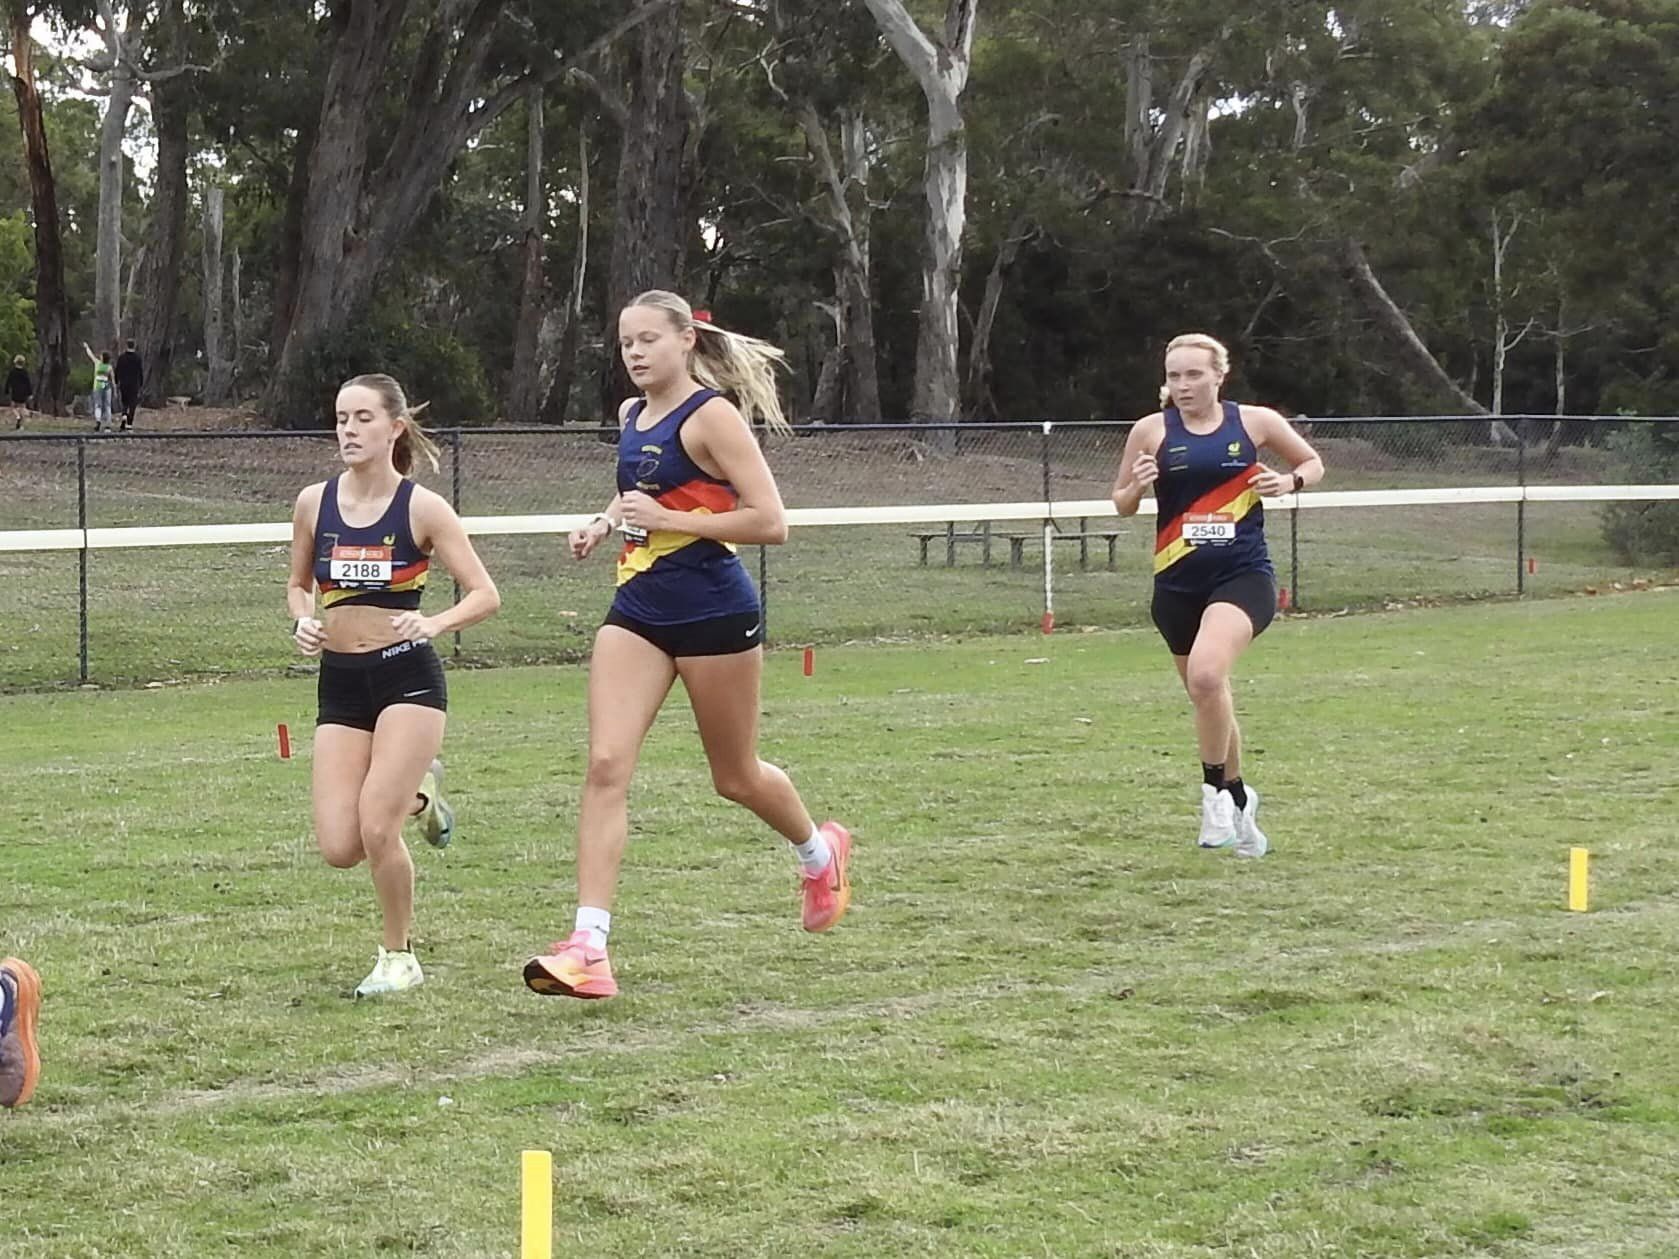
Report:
451,428,463,656
1516,437,1526,596
1289,496,1300,613
77,436,89,683
1041,421,1054,632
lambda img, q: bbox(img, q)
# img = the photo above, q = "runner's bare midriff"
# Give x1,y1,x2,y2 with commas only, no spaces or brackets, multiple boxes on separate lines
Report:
323,604,418,654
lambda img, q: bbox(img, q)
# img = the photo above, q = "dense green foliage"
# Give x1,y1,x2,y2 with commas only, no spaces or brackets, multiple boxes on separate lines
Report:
5,0,1679,421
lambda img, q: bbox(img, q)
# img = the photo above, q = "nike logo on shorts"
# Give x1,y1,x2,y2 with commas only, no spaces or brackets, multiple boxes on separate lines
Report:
403,690,432,698
745,623,761,638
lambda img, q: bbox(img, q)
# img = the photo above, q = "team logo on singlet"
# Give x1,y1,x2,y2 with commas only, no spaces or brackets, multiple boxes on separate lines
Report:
1227,442,1242,458
636,445,661,482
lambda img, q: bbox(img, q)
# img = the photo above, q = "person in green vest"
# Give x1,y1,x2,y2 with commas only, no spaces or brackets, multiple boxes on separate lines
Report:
84,342,114,431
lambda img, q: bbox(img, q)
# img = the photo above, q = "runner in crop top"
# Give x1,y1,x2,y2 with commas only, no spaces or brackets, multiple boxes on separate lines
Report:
287,372,500,997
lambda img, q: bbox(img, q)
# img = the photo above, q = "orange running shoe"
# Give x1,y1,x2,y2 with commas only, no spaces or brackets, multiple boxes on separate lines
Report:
523,931,618,999
0,957,42,1108
801,821,853,933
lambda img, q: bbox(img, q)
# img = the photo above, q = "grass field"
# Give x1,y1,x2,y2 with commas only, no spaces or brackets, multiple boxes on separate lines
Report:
3,591,1677,1257
2,423,1673,688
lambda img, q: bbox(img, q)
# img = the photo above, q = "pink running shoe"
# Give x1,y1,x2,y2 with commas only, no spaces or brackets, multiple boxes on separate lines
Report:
801,821,853,933
523,931,618,999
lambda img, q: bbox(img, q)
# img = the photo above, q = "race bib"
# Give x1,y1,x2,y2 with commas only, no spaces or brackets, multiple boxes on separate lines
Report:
330,544,393,583
1182,513,1236,544
621,523,649,547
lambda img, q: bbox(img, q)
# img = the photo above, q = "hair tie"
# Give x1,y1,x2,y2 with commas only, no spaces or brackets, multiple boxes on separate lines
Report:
692,309,713,324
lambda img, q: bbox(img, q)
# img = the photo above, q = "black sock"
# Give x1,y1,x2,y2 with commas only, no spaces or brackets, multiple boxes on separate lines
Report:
1202,762,1226,790
1226,778,1248,810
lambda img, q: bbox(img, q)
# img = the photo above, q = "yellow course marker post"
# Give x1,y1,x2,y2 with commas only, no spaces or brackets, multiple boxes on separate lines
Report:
1568,847,1590,913
522,1149,553,1259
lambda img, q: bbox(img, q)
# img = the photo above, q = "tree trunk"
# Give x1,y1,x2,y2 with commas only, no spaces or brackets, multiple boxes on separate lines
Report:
202,186,234,404
1340,236,1489,416
273,0,411,390
964,216,1030,419
863,0,978,425
121,242,145,328
1491,207,1514,422
93,11,138,350
1539,294,1569,460
836,114,881,424
507,83,546,422
271,0,677,421
1553,312,1565,419
1123,35,1151,183
269,110,317,360
7,1,71,413
602,4,692,413
1180,93,1211,204
1141,46,1217,207
229,246,243,401
798,104,881,424
809,298,844,421
133,0,188,407
542,128,590,425
1120,26,1227,224
911,84,965,425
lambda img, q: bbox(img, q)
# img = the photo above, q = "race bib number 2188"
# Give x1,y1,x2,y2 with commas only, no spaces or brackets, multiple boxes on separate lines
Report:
330,544,393,583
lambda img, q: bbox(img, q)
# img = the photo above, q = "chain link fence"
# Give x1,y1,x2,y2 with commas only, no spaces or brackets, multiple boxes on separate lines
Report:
1,418,1674,689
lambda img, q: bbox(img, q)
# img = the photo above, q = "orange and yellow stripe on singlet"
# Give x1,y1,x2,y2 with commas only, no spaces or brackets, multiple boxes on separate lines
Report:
1153,469,1261,575
319,560,429,607
616,478,740,586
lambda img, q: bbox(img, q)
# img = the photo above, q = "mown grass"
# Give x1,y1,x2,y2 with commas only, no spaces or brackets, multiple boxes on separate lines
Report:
2,592,1677,1256
2,425,1670,688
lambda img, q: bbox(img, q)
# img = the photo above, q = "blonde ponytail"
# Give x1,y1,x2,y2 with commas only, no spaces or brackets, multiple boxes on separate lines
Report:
341,372,441,477
627,290,790,435
1159,333,1231,407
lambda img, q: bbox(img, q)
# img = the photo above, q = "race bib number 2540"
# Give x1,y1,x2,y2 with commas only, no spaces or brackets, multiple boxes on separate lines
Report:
1182,513,1236,544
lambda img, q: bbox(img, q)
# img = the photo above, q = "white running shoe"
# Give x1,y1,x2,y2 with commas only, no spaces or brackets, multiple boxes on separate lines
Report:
1234,787,1269,859
1198,784,1238,849
414,758,454,850
354,946,425,998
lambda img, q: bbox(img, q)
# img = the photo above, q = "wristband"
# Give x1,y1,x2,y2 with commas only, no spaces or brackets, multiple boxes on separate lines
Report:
590,513,618,533
1291,472,1304,493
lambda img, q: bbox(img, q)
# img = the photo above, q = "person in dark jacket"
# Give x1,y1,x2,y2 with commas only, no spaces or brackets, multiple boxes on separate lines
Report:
114,339,144,430
6,355,30,429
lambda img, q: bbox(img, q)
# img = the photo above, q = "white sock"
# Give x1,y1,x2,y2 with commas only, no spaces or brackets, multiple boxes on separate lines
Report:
793,827,832,876
574,906,612,952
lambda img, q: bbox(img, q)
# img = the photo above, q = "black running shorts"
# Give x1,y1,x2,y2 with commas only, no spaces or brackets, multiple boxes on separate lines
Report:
317,639,448,732
602,607,764,658
1150,570,1277,657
